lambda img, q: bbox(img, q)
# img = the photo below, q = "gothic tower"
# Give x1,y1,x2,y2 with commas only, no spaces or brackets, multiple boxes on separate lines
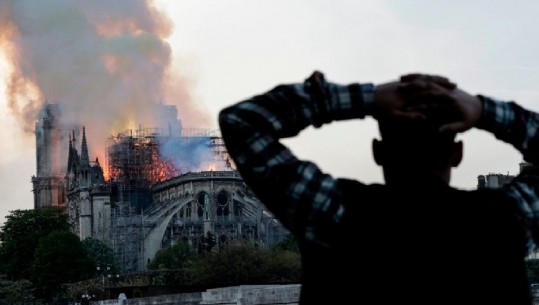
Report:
32,103,67,209
78,127,93,239
66,126,111,242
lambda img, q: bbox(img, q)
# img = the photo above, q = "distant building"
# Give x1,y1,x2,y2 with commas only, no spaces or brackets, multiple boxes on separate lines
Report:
477,162,531,189
477,173,515,189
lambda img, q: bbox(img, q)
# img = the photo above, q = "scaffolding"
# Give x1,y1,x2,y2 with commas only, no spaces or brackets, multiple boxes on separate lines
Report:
110,197,142,273
181,128,232,170
106,128,172,273
106,127,228,185
107,128,179,189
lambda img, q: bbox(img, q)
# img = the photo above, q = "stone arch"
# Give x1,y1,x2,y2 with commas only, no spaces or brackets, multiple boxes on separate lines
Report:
196,191,211,220
216,189,230,218
142,196,192,269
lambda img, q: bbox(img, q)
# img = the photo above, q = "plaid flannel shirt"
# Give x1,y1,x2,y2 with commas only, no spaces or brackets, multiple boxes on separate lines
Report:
219,71,539,253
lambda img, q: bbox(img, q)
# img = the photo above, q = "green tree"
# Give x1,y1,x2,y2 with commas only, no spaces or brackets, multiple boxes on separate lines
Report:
197,231,217,254
0,208,69,279
0,274,34,301
189,241,301,286
526,258,539,283
265,249,301,283
82,237,120,274
271,233,299,253
31,231,95,299
149,241,196,270
189,242,264,286
205,231,217,253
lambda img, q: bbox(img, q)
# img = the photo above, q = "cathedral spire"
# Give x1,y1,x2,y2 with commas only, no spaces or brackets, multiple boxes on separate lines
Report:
81,126,89,166
67,133,73,173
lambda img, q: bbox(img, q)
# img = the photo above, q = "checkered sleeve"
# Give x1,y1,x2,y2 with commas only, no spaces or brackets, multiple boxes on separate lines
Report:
477,95,539,253
218,71,374,246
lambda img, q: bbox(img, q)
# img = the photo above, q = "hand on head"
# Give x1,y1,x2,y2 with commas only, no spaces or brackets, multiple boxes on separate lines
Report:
373,74,483,133
400,74,483,133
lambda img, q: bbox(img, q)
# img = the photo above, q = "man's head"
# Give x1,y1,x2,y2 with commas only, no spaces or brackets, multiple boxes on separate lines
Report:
373,105,463,185
370,74,479,185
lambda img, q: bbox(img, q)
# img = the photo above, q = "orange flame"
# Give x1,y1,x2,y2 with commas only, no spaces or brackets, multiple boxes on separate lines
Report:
106,134,178,186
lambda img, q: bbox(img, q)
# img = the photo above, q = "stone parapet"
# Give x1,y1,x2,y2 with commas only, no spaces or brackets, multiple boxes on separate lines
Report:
201,284,300,305
91,284,300,305
93,291,202,305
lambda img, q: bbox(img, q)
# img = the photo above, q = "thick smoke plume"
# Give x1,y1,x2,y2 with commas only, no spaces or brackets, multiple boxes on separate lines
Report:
0,0,210,162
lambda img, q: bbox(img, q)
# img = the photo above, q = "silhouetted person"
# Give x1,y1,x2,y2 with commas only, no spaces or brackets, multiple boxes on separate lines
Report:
219,72,539,305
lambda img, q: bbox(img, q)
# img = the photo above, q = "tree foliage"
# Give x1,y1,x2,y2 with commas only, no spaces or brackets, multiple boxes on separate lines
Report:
82,237,120,274
526,258,539,283
265,249,302,283
0,274,34,301
31,231,95,298
0,208,69,279
66,241,301,298
204,231,217,253
149,241,196,270
271,233,299,253
189,241,301,287
196,231,217,255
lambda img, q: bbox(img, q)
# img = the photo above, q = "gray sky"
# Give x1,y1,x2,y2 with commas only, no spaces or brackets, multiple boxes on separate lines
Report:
1,0,538,225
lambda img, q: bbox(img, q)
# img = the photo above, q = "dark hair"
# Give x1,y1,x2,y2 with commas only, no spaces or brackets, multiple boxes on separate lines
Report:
377,117,457,171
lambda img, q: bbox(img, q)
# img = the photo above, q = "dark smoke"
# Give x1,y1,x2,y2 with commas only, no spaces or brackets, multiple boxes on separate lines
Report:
0,0,210,160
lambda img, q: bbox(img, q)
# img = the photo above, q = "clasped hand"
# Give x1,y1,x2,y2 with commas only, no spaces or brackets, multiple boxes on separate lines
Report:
372,74,482,133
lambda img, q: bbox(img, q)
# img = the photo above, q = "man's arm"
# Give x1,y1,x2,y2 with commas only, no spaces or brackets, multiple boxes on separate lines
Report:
476,96,539,252
476,96,539,165
218,71,374,246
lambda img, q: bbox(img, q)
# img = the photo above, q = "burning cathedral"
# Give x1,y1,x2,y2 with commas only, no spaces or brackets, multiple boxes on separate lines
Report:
32,103,287,272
